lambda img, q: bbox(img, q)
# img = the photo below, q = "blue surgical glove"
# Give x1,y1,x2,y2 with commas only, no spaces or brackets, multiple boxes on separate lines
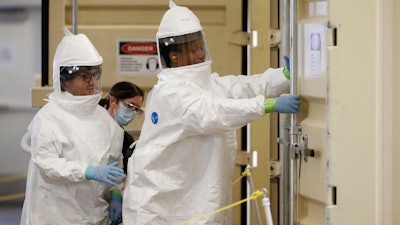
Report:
284,55,290,71
109,190,123,225
264,94,300,114
85,161,125,186
283,55,291,79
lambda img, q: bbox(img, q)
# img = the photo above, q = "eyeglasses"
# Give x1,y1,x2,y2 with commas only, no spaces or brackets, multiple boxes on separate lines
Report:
79,71,101,83
120,100,143,113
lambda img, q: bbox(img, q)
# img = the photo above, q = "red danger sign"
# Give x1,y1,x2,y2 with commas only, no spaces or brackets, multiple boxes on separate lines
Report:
120,42,158,55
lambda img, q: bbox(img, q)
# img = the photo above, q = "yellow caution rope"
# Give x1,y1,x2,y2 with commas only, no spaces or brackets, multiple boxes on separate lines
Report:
231,169,250,186
176,190,263,225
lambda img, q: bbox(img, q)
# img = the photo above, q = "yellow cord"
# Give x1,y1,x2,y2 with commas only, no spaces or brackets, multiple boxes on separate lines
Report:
231,169,250,186
176,190,263,225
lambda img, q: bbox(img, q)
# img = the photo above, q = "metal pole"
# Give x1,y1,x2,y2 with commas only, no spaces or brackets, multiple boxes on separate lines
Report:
71,0,78,34
279,119,291,225
289,0,298,224
280,0,290,60
246,167,262,225
279,0,291,225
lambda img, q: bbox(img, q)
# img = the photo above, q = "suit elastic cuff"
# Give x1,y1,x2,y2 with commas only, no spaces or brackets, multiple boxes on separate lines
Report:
110,189,123,202
283,67,290,80
264,98,276,113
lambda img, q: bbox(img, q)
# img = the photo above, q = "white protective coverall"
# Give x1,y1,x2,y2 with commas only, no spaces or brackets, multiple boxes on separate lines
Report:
122,2,290,225
20,29,124,225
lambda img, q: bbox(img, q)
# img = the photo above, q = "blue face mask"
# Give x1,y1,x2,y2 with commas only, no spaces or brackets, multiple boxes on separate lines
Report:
115,102,136,126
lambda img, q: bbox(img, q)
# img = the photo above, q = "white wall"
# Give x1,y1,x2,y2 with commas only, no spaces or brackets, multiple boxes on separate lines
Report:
0,1,41,107
0,109,37,175
0,0,41,175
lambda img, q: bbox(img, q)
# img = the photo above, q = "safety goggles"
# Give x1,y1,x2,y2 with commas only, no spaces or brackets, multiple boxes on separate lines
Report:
120,100,143,114
78,71,101,83
60,65,102,82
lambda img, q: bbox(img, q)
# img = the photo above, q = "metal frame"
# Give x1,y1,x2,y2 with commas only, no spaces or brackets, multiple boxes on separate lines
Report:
279,0,298,224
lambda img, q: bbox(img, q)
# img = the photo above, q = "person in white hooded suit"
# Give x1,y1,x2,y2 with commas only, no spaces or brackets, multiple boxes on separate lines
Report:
122,1,300,224
20,29,125,225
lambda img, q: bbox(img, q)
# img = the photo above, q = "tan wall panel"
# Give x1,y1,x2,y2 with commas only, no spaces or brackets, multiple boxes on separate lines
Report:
249,0,271,224
75,26,158,89
391,0,400,224
48,0,66,87
54,2,239,88
66,0,227,7
65,6,226,26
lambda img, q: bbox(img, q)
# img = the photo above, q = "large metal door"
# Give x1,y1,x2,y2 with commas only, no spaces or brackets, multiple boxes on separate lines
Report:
250,0,329,224
266,0,400,225
327,0,392,224
293,1,329,224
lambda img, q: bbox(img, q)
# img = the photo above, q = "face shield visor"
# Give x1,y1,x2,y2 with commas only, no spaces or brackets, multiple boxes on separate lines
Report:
158,31,210,69
60,65,102,96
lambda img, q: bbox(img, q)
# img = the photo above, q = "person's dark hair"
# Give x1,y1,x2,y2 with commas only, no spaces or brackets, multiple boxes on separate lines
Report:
99,81,144,109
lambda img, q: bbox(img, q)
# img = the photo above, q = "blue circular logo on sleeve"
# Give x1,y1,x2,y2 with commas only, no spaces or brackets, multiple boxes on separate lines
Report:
151,112,159,124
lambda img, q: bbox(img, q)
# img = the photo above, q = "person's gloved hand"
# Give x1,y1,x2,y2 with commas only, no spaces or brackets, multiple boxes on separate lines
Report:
283,55,291,79
284,55,290,71
275,94,300,113
264,94,300,114
85,161,125,186
109,190,122,225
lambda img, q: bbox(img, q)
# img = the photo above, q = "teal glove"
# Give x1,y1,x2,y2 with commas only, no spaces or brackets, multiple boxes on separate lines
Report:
264,94,300,113
283,55,290,79
109,190,123,224
284,55,290,71
85,161,125,186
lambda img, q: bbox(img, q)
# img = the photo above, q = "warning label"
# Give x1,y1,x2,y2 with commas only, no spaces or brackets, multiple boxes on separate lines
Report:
117,40,160,77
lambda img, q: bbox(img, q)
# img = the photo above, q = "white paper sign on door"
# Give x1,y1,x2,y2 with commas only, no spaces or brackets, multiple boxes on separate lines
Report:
117,40,160,77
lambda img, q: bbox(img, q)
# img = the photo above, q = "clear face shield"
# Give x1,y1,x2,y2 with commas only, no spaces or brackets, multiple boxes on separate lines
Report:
158,31,210,69
59,65,102,96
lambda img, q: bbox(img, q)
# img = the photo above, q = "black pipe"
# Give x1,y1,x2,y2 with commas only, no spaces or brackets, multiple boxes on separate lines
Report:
41,0,49,86
240,0,249,224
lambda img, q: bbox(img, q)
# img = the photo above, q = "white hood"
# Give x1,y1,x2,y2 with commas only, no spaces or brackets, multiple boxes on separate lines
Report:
52,28,103,93
156,0,202,38
158,60,212,90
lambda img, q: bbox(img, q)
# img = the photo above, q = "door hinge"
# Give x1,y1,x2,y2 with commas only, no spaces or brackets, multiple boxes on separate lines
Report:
236,150,258,167
268,29,281,47
270,160,281,178
229,30,258,47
